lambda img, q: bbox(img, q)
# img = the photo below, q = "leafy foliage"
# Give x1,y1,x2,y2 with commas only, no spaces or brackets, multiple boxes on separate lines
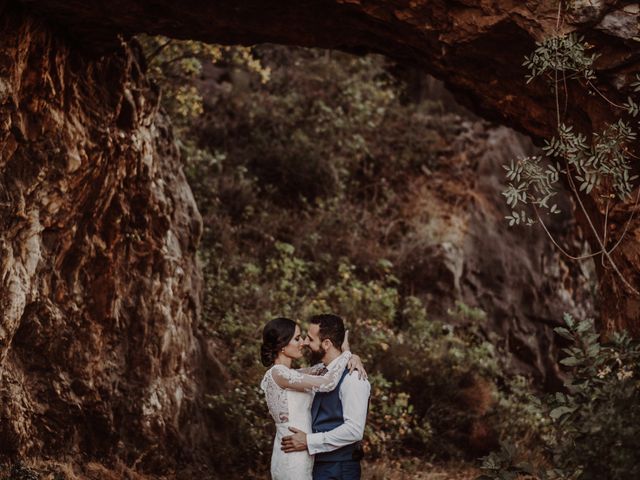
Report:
545,121,638,199
140,37,548,476
478,314,640,480
503,119,639,225
477,441,544,480
205,383,273,476
523,33,597,84
0,463,40,480
203,239,539,467
139,35,269,126
504,30,640,257
546,314,640,479
502,156,560,225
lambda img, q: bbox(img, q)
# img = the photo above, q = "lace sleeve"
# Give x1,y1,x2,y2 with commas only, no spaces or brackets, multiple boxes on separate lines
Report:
296,363,325,375
271,351,352,393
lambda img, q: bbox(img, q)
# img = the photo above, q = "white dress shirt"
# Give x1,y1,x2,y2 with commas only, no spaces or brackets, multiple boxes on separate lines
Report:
306,356,371,456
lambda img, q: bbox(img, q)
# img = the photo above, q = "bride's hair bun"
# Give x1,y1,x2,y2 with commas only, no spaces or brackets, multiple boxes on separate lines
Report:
261,317,297,367
260,344,277,367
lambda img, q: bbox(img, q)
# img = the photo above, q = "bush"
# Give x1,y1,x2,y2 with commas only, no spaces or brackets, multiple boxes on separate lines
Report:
379,308,502,459
139,37,548,475
205,382,272,475
365,373,433,458
547,314,640,479
477,313,640,480
201,237,524,469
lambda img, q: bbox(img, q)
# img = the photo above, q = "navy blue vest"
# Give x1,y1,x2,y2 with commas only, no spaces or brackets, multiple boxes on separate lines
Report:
311,369,360,462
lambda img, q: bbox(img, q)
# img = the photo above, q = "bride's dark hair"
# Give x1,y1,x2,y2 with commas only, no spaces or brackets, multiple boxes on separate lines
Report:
261,317,297,367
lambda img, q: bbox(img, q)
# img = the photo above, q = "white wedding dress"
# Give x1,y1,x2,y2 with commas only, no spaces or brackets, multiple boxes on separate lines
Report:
260,351,352,480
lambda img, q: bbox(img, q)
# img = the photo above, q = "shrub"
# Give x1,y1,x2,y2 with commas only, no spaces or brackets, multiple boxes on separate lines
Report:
140,37,548,475
477,313,640,480
546,314,640,479
379,308,504,459
365,373,433,458
205,382,272,475
201,235,523,469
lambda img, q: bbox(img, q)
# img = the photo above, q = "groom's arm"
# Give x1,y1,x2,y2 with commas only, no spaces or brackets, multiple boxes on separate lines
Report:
306,375,370,455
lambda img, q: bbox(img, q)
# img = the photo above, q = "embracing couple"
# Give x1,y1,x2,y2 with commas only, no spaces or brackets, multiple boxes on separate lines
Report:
260,314,371,480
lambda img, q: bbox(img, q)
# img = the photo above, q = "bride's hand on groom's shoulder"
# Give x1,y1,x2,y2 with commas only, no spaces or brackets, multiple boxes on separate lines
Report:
347,354,368,380
341,330,350,352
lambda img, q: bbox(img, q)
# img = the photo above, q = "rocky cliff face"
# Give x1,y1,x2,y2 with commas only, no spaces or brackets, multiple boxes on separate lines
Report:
393,118,594,389
15,0,637,141
0,5,211,474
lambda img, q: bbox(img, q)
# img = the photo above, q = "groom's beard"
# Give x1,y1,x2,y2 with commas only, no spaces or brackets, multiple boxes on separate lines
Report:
307,347,326,366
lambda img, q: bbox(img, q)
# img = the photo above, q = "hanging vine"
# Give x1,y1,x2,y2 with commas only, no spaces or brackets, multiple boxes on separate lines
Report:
501,2,640,295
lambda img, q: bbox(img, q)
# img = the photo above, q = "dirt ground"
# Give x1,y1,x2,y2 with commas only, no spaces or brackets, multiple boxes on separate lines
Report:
363,460,479,480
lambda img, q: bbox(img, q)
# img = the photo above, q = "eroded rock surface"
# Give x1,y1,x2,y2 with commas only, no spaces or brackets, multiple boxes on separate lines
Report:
394,117,593,389
0,5,212,474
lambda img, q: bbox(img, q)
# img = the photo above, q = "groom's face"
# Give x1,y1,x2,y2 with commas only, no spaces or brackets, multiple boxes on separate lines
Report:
304,323,326,364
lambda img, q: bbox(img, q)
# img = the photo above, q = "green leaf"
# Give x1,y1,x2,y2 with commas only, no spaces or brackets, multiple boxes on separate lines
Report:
514,462,536,474
560,356,580,366
563,312,575,328
550,405,576,419
555,327,574,341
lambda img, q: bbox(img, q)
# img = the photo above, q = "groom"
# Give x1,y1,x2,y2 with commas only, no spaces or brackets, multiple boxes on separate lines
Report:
281,314,371,480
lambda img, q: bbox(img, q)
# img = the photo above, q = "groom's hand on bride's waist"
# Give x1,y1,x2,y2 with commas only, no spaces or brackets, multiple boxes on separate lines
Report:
281,427,307,453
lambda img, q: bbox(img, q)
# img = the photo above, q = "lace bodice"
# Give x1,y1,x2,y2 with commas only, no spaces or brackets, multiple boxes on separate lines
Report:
260,351,352,424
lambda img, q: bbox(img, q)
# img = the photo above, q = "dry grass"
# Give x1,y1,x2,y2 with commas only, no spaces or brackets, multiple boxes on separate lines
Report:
0,457,481,480
363,459,479,480
0,458,162,480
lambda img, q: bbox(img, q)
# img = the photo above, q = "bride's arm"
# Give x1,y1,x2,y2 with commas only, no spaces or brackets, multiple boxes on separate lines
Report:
297,355,366,378
271,351,352,393
296,363,325,375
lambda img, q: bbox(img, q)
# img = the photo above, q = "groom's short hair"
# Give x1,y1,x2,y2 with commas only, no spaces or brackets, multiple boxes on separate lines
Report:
309,314,345,349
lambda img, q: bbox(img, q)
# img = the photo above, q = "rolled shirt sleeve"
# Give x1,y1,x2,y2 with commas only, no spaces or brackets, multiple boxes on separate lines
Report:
306,373,371,456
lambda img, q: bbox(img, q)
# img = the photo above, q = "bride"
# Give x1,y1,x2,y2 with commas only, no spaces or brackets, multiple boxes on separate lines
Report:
260,317,364,480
